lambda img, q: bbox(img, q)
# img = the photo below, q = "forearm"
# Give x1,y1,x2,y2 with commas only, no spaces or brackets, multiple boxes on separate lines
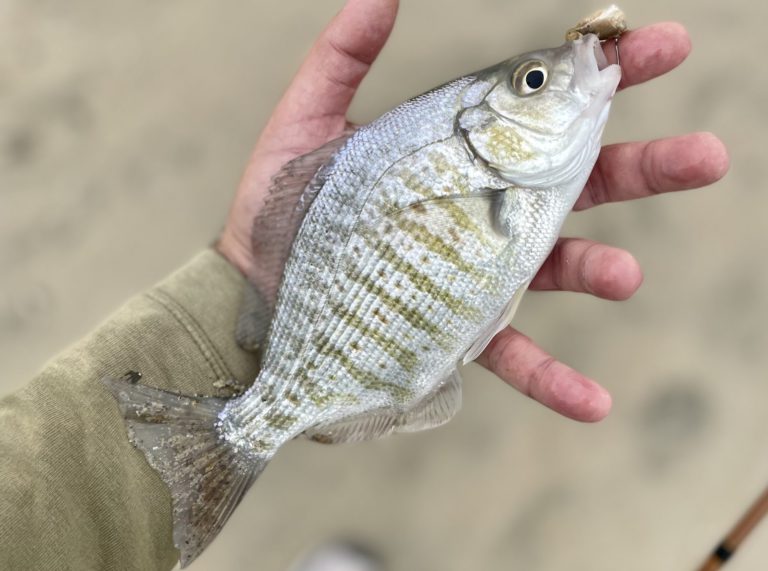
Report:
0,250,259,571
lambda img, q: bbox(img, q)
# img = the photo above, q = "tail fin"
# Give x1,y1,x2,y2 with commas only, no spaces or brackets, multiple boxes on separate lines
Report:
103,375,270,568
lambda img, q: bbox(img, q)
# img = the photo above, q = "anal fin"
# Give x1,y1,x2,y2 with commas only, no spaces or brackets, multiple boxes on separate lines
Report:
397,370,462,433
304,370,463,444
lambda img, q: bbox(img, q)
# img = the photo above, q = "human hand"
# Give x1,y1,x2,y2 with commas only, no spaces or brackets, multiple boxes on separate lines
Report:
216,0,729,423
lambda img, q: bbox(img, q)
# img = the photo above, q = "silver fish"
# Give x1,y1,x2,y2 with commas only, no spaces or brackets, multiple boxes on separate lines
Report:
105,31,621,567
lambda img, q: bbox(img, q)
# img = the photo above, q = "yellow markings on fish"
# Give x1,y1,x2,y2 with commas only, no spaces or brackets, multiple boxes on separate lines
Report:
428,152,460,181
223,438,270,455
432,192,495,249
480,122,535,164
328,301,420,372
294,362,359,407
285,390,302,405
314,335,413,403
249,439,271,453
394,216,483,279
362,234,482,322
343,263,452,350
295,366,328,405
264,412,298,430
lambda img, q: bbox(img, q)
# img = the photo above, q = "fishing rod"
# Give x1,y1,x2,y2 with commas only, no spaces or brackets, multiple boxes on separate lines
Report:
697,483,768,570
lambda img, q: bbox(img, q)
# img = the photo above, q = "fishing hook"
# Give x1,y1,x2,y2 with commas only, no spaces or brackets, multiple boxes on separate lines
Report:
598,36,621,71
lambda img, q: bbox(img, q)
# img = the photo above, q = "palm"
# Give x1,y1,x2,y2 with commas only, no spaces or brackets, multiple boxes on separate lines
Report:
218,0,728,422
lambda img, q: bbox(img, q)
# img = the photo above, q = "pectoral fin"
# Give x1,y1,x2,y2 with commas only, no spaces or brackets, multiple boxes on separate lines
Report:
462,282,529,364
237,129,356,353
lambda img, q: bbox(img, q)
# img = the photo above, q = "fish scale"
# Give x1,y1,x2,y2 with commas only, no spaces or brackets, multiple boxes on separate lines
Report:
261,80,473,372
103,30,623,567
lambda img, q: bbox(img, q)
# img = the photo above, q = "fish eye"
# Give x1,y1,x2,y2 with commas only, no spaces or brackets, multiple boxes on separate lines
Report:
512,61,549,96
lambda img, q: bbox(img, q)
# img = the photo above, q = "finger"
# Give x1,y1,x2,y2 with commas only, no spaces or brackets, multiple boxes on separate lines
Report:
530,238,643,300
604,22,692,91
574,132,730,211
477,327,612,422
267,0,399,141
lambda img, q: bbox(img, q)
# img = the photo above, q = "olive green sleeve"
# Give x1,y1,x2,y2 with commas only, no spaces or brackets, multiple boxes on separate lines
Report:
0,249,260,571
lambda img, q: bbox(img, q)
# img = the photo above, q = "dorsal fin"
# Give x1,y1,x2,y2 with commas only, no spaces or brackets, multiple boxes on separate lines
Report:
250,128,356,308
237,129,355,352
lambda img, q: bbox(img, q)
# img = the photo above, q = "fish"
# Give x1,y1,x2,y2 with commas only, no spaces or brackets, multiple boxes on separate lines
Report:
104,29,622,567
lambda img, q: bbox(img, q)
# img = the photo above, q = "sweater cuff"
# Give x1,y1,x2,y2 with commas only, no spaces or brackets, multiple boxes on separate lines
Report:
0,249,261,571
149,248,260,390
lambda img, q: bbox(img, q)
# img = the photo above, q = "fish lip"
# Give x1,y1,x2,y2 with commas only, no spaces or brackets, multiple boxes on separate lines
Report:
592,35,609,71
573,33,607,70
571,33,621,95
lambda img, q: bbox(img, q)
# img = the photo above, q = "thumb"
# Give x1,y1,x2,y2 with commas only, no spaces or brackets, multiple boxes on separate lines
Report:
263,0,399,145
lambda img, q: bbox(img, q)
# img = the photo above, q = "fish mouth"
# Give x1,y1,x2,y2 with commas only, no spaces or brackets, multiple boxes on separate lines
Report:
571,33,621,96
593,34,609,71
